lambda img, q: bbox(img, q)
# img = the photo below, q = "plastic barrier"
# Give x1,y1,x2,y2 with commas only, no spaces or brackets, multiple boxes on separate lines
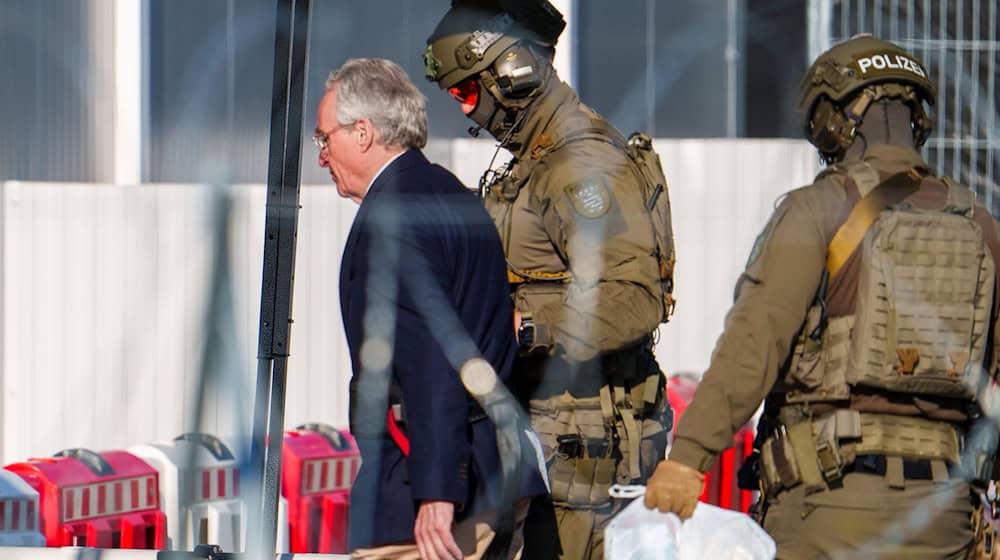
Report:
282,424,360,553
130,433,244,551
0,470,46,547
5,448,167,548
667,374,755,513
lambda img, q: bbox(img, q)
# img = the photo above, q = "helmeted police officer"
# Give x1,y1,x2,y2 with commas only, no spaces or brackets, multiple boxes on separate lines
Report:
425,2,676,558
645,34,1000,558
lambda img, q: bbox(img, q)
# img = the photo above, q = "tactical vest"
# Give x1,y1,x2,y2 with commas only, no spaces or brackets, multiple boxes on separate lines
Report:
513,120,678,322
784,165,997,406
488,123,675,492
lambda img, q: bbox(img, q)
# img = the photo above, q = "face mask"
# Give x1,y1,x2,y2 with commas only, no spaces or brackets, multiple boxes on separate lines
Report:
450,75,518,142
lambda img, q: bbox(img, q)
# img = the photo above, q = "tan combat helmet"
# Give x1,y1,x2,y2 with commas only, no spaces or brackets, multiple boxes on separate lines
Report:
424,1,565,142
798,34,937,163
424,0,564,90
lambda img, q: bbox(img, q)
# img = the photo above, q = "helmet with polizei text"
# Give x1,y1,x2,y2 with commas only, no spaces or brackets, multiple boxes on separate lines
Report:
798,34,937,162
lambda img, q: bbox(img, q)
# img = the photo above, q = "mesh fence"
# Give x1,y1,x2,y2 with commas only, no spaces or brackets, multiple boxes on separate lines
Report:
810,0,1000,213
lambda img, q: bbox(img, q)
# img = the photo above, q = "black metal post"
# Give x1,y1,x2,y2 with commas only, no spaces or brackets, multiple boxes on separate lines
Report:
248,0,311,556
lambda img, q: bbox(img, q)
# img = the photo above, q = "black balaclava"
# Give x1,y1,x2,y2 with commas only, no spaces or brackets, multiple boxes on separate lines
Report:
843,98,916,161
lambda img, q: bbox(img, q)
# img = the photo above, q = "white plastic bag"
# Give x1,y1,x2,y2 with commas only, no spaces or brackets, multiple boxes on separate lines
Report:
604,494,776,560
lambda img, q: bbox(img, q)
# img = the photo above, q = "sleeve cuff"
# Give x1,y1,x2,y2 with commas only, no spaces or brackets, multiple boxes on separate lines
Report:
668,438,717,473
410,458,470,509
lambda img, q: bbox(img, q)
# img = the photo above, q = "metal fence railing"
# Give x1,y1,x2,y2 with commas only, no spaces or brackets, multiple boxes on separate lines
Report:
809,0,999,213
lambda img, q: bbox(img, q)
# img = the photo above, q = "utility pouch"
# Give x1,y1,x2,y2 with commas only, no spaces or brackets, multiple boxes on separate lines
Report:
549,456,614,508
787,305,826,390
784,313,854,403
549,455,576,503
567,458,597,505
513,281,566,314
760,434,802,497
591,458,616,505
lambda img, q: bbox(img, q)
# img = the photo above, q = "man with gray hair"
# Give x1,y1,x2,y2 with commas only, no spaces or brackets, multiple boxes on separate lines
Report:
318,58,547,559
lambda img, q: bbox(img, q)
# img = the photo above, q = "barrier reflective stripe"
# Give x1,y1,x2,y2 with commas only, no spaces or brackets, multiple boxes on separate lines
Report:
300,458,359,495
61,476,158,522
193,466,239,501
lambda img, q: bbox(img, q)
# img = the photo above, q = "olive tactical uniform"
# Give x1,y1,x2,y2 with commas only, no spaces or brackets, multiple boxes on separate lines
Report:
426,3,674,558
663,36,1000,559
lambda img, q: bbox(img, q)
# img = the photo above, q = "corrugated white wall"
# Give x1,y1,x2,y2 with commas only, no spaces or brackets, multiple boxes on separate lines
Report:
0,139,821,464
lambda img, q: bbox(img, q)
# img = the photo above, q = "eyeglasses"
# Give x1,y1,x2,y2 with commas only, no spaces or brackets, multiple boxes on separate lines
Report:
311,120,356,151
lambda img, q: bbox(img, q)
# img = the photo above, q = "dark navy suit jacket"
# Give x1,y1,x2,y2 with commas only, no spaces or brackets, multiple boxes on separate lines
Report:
339,149,547,549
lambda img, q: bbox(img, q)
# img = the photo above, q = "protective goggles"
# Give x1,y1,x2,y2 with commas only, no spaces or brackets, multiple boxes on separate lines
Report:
448,78,480,115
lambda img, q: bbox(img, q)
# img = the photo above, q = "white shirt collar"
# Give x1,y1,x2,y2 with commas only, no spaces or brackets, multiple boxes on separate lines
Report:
365,149,408,196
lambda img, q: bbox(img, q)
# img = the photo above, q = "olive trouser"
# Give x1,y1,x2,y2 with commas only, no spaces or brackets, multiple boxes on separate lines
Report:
762,470,973,559
525,391,669,560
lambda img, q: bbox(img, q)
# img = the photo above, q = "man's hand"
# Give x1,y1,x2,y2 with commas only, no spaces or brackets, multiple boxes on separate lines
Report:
644,459,705,519
415,500,462,560
513,309,522,340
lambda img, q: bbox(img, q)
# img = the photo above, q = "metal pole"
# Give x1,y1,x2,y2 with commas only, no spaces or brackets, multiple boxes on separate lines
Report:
807,0,833,64
645,0,655,135
987,0,997,214
248,0,311,556
724,0,742,138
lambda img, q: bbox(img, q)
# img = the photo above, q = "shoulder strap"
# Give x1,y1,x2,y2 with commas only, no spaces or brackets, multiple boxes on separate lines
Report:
941,176,976,217
532,118,627,161
826,167,926,279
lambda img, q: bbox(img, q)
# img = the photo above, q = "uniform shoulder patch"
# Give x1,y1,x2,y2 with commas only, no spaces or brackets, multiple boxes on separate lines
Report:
746,199,788,269
565,180,611,218
746,228,768,269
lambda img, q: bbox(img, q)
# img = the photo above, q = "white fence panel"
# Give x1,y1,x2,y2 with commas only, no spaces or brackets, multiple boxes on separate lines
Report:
655,139,821,375
0,139,820,464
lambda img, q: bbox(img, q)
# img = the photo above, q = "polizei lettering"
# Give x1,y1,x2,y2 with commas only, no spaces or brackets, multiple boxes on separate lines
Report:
856,53,926,78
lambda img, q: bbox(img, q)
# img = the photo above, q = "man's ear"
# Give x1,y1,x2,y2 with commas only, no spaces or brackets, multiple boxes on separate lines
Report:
356,118,376,152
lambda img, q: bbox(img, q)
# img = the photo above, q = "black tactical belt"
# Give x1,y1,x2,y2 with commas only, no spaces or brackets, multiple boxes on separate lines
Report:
513,336,658,401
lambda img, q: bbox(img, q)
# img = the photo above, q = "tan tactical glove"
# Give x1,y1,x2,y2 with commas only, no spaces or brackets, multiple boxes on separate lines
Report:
644,459,705,519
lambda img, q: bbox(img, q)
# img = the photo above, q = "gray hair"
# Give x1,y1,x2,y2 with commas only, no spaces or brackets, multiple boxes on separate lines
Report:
326,58,428,149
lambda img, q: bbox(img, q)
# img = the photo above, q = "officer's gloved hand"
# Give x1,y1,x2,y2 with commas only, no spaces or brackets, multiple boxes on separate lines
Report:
644,459,705,519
